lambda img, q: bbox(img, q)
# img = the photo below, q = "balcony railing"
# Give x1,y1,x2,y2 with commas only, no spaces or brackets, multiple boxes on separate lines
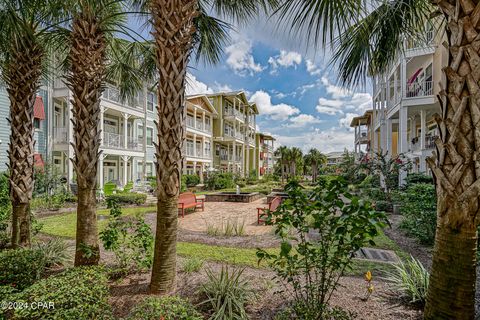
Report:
410,135,438,151
406,81,433,98
186,116,211,133
127,137,142,151
225,109,244,119
53,127,68,144
102,86,144,111
405,29,434,49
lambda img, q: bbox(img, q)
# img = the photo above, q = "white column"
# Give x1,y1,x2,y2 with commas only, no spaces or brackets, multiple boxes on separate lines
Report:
122,156,130,186
201,136,205,158
399,107,408,154
193,133,197,157
193,108,197,129
123,113,129,149
193,161,197,176
202,112,206,131
100,106,105,146
401,59,407,98
410,116,416,142
67,95,74,185
200,163,204,183
99,154,106,193
420,110,426,150
386,119,393,156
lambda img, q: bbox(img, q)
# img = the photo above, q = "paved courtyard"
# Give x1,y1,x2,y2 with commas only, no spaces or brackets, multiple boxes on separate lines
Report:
178,197,273,236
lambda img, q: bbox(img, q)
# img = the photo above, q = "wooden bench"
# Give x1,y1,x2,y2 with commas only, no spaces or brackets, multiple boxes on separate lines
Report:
178,192,204,218
257,196,282,224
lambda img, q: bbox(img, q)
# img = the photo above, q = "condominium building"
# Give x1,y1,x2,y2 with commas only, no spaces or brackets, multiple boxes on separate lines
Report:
255,133,275,177
0,82,270,189
353,23,445,174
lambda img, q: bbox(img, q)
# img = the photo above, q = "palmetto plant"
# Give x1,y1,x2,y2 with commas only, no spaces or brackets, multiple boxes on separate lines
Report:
287,146,303,177
54,0,148,265
304,148,326,182
271,0,480,318
274,145,289,183
131,0,277,294
0,0,65,248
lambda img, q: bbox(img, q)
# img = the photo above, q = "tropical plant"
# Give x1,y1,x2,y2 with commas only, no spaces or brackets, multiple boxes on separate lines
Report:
34,238,71,268
384,256,430,306
127,296,203,320
274,146,290,183
55,1,149,266
200,265,253,320
287,147,303,177
303,148,326,182
0,0,66,248
257,178,387,319
181,257,204,273
274,0,479,316
0,173,11,249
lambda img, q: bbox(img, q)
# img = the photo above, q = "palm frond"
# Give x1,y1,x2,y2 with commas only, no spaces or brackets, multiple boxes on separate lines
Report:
331,0,433,88
205,0,279,24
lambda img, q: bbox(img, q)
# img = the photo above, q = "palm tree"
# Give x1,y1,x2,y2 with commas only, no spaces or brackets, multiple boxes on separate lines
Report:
304,148,326,183
56,0,147,265
273,0,478,317
274,146,289,183
0,0,65,248
132,0,277,294
288,147,303,177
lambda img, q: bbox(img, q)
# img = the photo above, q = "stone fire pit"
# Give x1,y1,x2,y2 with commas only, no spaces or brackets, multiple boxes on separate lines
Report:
205,192,263,203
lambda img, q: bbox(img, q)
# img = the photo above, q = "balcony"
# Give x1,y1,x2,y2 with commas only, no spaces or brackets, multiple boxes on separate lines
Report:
410,135,438,151
185,146,210,159
53,127,68,144
225,109,244,121
102,132,141,151
406,81,433,98
405,29,434,50
102,86,144,111
186,116,211,133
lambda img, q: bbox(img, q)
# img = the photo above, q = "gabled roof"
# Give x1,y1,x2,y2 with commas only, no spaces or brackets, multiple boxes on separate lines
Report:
257,132,275,141
186,94,218,116
349,110,373,127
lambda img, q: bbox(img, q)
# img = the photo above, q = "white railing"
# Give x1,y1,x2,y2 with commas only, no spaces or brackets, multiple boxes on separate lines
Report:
186,116,195,128
406,81,433,98
102,86,143,111
410,135,438,151
220,154,228,161
225,109,244,119
127,137,142,151
405,30,435,49
53,127,68,144
195,119,203,131
103,132,123,149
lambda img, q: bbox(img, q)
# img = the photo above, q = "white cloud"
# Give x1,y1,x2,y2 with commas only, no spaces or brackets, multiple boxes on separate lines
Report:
305,59,322,76
286,114,324,128
274,127,353,153
321,76,352,99
186,73,213,95
316,106,343,115
250,90,300,121
339,113,359,130
225,38,264,76
268,50,302,74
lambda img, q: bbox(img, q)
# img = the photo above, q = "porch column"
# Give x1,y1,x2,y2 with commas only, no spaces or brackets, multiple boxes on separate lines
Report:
122,155,130,187
193,161,197,176
202,111,206,131
201,136,205,158
200,163,204,183
401,59,407,98
420,110,426,150
193,107,197,129
123,113,129,149
386,119,393,156
399,107,408,154
100,106,105,147
193,133,197,157
410,116,416,149
98,154,106,193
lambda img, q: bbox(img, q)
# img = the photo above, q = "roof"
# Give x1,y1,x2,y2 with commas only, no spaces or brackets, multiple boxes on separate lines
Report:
185,94,218,116
257,132,275,141
34,96,45,120
325,151,344,158
349,110,373,127
205,91,258,113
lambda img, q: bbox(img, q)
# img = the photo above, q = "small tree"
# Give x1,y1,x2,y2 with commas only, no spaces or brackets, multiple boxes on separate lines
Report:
257,178,387,319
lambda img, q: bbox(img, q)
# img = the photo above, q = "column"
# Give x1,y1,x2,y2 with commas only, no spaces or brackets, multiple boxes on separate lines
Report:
98,154,106,194
193,107,197,129
193,133,197,157
420,110,426,150
122,156,130,186
200,163,204,183
67,95,74,185
401,59,407,98
241,143,245,177
100,106,105,146
201,136,205,158
202,112,206,132
410,116,416,144
193,161,197,176
386,119,393,156
142,85,148,184
123,113,129,149
399,107,408,154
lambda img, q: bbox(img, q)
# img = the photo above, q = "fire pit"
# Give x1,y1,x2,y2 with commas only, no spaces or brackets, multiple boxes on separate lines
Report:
205,192,263,203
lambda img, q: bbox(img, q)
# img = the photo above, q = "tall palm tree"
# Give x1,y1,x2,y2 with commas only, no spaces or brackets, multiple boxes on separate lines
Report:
0,0,65,248
304,148,325,182
273,0,478,317
132,0,277,294
274,146,289,183
56,0,147,265
288,147,303,177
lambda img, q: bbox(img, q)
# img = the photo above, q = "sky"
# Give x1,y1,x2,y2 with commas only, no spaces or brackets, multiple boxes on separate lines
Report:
128,14,373,154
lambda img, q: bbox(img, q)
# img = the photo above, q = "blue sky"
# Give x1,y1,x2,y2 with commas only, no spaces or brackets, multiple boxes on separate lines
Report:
129,15,372,153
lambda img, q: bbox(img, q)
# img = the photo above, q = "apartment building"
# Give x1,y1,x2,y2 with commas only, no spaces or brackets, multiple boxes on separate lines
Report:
0,82,268,189
207,92,259,177
255,133,275,177
350,110,373,155
358,23,446,174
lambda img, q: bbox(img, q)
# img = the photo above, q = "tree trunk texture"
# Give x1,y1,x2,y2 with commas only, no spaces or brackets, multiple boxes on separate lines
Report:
149,0,197,295
425,0,480,318
6,38,43,248
67,14,106,266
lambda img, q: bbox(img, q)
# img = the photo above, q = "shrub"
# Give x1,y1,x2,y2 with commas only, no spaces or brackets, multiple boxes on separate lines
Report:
205,218,246,237
127,296,202,320
184,174,200,187
374,200,392,212
405,173,433,186
103,181,117,196
34,239,71,268
399,183,437,245
100,199,153,274
105,193,147,205
257,178,387,319
0,173,10,248
5,267,112,320
0,248,46,290
200,266,252,320
182,257,204,273
275,306,356,320
205,173,235,190
384,256,429,306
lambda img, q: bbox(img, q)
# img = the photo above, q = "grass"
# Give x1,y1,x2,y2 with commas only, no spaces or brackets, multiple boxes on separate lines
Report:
181,257,204,273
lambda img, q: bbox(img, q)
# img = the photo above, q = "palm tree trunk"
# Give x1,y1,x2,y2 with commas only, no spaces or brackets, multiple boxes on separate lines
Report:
7,39,43,248
424,1,480,318
149,0,197,295
67,14,106,266
281,162,285,183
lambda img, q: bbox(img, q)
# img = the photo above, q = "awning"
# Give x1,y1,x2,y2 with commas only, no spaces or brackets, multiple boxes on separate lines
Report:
33,153,44,167
33,96,45,120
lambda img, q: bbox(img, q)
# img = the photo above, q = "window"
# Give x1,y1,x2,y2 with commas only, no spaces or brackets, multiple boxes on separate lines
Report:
147,127,154,146
205,142,211,155
34,119,41,129
147,92,155,111
215,145,220,156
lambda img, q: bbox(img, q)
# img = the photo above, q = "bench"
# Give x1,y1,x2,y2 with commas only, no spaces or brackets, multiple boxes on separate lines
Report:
257,196,282,224
178,192,204,218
